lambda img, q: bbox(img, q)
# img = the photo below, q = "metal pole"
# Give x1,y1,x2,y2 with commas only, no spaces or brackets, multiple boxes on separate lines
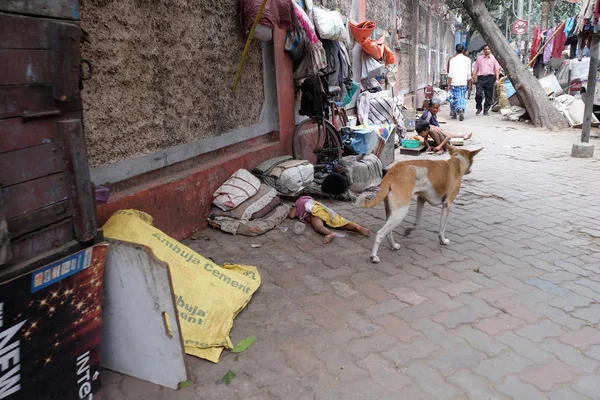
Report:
524,0,533,64
581,35,600,143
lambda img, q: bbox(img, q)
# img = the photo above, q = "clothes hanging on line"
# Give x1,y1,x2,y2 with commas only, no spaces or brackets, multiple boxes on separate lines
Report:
551,24,567,59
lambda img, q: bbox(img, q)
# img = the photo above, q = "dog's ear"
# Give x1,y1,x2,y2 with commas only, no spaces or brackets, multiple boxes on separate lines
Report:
470,147,483,157
447,145,457,156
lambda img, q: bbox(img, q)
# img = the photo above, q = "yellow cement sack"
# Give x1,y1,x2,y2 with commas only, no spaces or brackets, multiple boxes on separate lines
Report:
102,210,261,363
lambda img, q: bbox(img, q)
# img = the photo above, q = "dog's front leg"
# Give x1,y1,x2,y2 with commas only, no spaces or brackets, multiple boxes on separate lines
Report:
439,203,451,245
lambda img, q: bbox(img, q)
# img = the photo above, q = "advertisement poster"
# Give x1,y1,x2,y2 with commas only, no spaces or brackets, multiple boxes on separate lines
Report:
0,242,108,400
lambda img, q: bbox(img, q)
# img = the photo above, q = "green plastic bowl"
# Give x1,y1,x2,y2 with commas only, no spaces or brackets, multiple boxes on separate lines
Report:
401,139,421,148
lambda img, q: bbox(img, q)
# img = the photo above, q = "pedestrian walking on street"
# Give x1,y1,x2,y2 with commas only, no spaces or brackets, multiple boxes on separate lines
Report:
473,45,501,116
447,44,472,121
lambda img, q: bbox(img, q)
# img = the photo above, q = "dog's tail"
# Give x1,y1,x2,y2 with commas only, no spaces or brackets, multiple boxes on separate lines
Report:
355,178,392,208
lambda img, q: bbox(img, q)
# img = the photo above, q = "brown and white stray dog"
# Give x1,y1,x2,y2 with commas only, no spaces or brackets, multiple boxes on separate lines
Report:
356,146,482,263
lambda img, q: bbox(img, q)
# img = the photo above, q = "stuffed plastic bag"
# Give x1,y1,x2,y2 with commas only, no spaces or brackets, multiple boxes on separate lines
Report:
285,27,307,61
293,1,318,44
361,52,384,79
313,6,348,42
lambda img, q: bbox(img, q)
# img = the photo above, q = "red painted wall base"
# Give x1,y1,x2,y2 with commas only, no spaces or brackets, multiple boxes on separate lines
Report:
96,138,285,240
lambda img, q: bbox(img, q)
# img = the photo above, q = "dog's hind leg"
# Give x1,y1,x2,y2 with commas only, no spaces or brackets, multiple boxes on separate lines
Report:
371,205,410,263
384,197,401,251
405,196,425,237
439,203,451,245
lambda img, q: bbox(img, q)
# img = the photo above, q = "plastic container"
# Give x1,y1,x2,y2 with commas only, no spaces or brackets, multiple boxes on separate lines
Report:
401,109,416,132
401,139,421,148
293,221,306,235
95,185,110,204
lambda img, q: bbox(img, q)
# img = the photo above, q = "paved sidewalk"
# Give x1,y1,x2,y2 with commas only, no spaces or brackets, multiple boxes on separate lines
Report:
98,108,600,400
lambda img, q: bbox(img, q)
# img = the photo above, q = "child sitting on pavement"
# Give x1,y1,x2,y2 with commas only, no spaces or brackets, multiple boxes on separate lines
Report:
288,196,371,244
416,119,450,155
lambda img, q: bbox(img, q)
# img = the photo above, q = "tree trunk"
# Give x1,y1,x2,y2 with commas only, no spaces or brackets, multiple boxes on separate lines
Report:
541,0,551,30
461,0,568,129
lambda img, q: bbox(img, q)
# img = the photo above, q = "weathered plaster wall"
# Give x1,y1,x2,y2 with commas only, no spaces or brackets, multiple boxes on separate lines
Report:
365,0,391,36
326,0,353,20
80,0,265,168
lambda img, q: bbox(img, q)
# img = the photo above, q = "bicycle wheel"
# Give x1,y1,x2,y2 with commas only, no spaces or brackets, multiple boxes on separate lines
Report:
292,118,342,165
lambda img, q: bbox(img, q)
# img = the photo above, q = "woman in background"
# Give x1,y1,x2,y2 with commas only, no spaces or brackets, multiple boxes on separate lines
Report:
419,99,473,140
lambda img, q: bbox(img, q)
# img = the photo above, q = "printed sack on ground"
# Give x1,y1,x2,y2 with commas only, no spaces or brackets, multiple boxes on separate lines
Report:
103,210,261,363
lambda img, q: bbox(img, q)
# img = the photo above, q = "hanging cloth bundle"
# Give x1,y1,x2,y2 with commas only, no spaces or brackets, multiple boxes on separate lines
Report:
348,21,395,65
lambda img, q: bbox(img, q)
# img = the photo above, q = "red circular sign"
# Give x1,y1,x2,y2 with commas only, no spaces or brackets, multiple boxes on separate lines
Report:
512,19,528,35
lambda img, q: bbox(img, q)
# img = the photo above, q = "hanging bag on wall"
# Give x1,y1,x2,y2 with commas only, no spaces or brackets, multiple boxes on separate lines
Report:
361,51,384,79
310,40,328,72
312,6,348,42
285,27,307,61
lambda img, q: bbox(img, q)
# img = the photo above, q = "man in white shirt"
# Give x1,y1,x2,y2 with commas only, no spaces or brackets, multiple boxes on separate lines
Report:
447,44,472,121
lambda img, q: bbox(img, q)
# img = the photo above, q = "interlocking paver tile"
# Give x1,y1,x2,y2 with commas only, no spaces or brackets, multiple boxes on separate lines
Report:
548,387,594,400
475,314,525,336
432,307,479,329
426,345,486,377
494,332,554,364
357,353,411,390
494,298,541,323
560,327,600,350
412,319,466,350
572,304,600,325
453,325,508,356
354,281,395,303
549,294,593,313
541,339,599,373
447,370,505,400
520,360,581,391
382,339,441,367
438,281,482,297
495,376,546,400
475,351,534,382
345,331,399,359
403,361,466,400
316,347,368,382
572,373,600,399
374,315,422,342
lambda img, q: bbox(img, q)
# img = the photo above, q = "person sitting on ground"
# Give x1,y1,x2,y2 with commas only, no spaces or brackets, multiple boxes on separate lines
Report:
288,196,371,244
415,119,450,155
420,99,473,140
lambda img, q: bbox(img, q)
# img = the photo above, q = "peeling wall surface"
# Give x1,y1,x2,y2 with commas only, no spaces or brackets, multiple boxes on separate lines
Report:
366,0,390,35
80,0,266,169
326,0,353,20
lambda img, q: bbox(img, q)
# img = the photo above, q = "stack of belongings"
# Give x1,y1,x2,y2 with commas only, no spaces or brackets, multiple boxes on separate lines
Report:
253,156,315,197
298,154,383,202
208,169,290,236
356,90,403,126
338,154,383,193
286,0,357,103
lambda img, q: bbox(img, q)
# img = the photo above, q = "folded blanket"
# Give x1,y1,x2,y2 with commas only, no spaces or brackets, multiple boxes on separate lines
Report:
208,204,291,237
253,156,294,176
208,184,278,234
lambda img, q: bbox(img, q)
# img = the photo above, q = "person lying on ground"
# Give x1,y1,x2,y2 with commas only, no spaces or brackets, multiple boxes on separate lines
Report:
420,99,473,140
288,196,371,244
416,119,450,155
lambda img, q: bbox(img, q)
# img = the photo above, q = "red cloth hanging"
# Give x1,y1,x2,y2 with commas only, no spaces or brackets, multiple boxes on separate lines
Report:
551,23,567,59
529,24,541,62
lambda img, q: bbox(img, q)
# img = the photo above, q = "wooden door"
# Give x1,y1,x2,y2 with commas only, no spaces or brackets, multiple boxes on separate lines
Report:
0,1,98,272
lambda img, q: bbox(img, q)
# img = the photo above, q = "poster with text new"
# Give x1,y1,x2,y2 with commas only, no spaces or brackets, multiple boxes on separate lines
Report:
0,242,108,400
